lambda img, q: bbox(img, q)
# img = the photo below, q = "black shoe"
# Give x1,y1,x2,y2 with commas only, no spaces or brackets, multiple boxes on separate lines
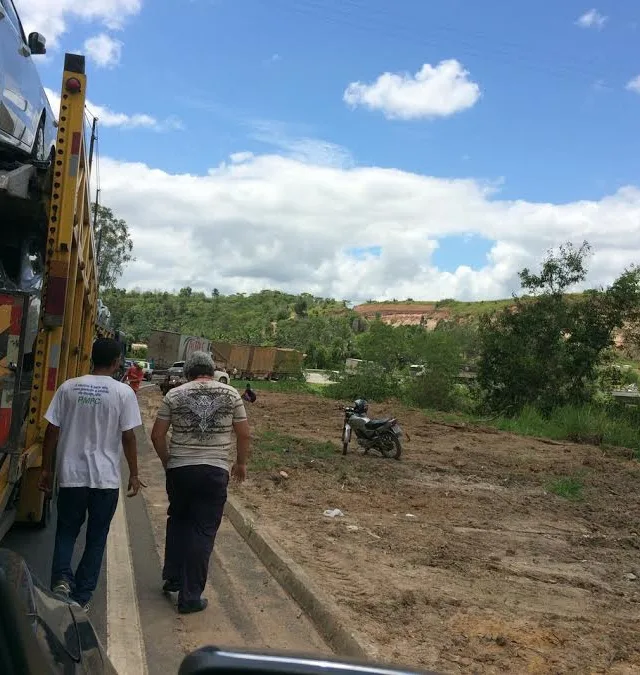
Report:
163,580,180,593
178,598,208,614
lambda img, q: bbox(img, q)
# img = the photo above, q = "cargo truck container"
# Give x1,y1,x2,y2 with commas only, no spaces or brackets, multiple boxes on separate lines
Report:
148,330,211,370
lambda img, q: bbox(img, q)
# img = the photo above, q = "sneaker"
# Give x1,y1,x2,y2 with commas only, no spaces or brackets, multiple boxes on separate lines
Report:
162,580,180,594
52,581,71,597
178,598,208,614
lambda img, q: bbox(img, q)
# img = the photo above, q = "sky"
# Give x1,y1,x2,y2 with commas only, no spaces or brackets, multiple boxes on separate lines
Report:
14,0,640,302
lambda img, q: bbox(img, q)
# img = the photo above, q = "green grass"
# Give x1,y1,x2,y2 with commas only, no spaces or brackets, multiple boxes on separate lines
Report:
492,404,640,456
252,430,339,472
546,476,585,501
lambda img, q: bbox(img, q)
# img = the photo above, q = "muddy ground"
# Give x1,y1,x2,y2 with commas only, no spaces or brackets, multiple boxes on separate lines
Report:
138,387,640,674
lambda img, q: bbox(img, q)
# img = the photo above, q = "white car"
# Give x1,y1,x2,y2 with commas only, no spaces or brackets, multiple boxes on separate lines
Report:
166,361,229,384
0,0,56,162
138,360,153,381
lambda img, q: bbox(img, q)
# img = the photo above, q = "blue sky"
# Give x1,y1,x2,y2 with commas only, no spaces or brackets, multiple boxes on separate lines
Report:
17,0,640,300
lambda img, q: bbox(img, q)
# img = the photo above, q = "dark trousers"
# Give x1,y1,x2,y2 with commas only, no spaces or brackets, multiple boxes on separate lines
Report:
51,487,119,605
163,465,228,607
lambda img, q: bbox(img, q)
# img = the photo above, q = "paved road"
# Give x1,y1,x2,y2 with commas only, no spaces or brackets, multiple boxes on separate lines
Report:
2,426,328,674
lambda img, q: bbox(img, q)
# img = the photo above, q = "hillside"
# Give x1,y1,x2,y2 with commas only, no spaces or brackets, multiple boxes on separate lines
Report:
103,288,638,368
102,288,362,369
354,299,515,327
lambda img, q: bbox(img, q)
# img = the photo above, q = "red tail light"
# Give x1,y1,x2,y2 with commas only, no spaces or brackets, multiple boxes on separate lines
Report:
65,77,82,93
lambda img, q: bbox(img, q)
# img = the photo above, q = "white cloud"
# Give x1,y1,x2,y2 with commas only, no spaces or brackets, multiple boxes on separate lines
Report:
83,33,122,68
44,87,182,131
343,60,481,120
576,9,608,29
626,75,640,94
15,0,141,46
250,120,353,168
89,152,640,303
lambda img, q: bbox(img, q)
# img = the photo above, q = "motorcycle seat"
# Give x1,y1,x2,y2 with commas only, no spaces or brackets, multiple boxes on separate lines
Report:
365,419,391,430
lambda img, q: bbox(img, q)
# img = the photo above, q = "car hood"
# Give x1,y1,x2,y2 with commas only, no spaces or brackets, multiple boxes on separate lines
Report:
0,548,116,674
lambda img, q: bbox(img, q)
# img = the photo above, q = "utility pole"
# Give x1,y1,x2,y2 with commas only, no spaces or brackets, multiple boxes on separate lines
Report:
88,117,98,172
94,188,102,269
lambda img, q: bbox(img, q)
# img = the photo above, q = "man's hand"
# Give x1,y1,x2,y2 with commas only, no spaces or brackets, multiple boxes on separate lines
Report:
231,463,247,483
38,469,53,495
127,475,147,497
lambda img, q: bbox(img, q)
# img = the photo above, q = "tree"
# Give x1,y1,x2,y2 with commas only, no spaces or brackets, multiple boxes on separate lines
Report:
294,297,309,317
405,327,472,411
94,204,134,290
357,319,408,370
478,242,640,413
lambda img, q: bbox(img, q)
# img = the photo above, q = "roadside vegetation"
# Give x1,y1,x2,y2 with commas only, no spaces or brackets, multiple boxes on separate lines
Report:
250,242,640,457
103,214,640,458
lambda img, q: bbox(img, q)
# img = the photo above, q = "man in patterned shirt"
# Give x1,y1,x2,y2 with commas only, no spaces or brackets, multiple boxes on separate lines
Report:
150,351,251,614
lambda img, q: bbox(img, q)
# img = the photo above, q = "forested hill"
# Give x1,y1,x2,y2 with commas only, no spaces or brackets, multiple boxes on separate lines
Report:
102,288,366,369
102,288,638,369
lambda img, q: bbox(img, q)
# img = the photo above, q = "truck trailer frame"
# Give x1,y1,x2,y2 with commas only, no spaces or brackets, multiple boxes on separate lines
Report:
0,53,100,538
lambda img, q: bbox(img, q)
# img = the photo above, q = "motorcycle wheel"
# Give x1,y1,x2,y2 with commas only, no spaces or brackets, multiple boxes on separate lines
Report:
378,432,402,460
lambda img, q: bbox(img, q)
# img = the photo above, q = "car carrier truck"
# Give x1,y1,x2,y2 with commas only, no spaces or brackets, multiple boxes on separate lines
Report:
0,53,113,539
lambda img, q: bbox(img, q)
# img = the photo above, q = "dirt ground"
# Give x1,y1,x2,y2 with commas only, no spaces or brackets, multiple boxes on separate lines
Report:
138,387,640,674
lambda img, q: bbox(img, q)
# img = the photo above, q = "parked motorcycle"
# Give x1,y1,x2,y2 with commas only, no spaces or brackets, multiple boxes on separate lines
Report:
341,398,403,459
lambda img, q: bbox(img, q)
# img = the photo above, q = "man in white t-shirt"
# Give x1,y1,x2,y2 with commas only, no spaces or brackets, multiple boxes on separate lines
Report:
38,338,144,610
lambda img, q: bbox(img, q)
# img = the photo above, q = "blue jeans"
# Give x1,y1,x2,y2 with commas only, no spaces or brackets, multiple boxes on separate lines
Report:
51,487,119,605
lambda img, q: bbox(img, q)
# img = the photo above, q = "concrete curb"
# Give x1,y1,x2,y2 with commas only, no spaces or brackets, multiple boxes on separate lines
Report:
224,495,374,659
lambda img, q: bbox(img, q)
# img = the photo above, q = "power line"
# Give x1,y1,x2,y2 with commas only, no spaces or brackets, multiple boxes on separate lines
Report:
269,0,617,87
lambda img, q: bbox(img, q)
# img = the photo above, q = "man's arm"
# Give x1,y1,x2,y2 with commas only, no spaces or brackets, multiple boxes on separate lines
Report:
38,423,59,494
150,419,171,468
231,419,251,482
122,429,144,496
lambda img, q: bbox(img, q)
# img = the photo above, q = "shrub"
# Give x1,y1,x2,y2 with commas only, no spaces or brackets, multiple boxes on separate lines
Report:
324,362,397,402
494,403,640,457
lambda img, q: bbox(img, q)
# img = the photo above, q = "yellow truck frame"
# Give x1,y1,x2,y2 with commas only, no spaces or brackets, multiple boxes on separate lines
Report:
0,53,100,538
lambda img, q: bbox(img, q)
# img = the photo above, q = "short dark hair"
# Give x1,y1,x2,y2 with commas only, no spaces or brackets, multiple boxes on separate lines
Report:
92,338,122,368
184,351,215,380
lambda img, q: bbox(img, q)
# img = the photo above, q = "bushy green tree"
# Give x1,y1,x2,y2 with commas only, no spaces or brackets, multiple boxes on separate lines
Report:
357,320,408,370
325,362,397,402
94,204,134,290
478,242,640,413
405,327,475,411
